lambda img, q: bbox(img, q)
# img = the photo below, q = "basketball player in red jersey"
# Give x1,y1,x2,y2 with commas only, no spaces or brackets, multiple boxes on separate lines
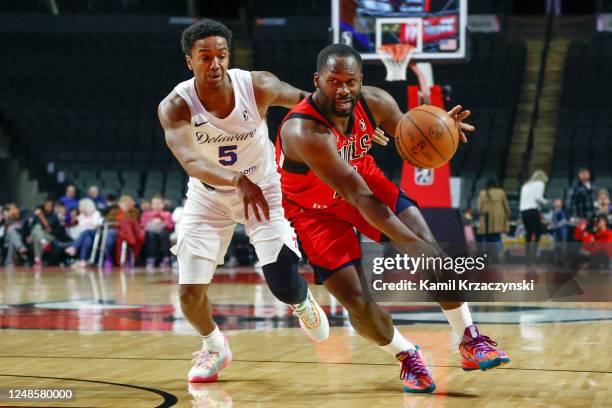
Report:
277,44,509,393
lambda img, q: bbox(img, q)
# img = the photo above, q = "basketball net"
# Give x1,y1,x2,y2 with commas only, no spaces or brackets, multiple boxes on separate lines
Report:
377,44,414,82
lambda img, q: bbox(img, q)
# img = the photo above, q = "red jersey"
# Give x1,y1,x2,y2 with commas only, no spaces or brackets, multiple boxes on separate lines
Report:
276,95,378,217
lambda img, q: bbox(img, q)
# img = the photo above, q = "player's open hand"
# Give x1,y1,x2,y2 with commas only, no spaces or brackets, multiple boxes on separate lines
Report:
234,174,270,223
372,127,389,146
447,105,475,143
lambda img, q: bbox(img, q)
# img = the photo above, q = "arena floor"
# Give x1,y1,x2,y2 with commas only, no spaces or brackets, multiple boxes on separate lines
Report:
0,266,610,407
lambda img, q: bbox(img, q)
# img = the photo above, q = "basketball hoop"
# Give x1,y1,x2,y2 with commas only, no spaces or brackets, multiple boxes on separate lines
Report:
377,44,414,82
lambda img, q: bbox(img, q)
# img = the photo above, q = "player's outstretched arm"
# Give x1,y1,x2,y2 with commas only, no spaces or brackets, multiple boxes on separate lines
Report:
158,93,242,187
252,71,309,110
282,120,423,244
158,93,270,222
362,86,475,143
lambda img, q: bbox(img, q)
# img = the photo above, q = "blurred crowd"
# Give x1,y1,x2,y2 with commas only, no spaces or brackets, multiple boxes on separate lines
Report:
473,167,611,267
2,169,611,269
0,184,185,269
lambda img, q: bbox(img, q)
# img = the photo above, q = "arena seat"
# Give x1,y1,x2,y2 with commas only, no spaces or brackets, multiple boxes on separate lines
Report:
553,33,612,197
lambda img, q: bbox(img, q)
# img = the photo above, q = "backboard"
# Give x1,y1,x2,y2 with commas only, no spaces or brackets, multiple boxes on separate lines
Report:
332,0,468,61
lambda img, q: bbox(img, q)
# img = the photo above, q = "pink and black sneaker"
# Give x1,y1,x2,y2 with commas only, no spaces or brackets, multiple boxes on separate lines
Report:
459,325,510,371
397,347,436,393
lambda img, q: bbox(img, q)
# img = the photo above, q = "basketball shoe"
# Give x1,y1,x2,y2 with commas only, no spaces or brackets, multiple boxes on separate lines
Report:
291,289,329,342
188,335,232,383
459,325,510,371
397,347,436,393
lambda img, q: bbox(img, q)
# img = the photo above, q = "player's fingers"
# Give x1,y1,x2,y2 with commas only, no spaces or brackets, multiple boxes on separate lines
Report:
373,129,389,145
460,132,468,143
459,109,471,120
374,127,387,136
447,105,462,117
250,200,262,223
258,194,270,221
255,190,269,222
460,122,476,132
243,199,250,221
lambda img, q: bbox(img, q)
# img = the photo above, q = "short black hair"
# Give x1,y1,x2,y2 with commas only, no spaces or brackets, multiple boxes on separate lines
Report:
317,44,362,72
595,214,609,227
181,18,232,55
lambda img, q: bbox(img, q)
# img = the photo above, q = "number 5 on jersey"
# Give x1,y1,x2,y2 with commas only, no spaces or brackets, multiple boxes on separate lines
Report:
219,145,238,166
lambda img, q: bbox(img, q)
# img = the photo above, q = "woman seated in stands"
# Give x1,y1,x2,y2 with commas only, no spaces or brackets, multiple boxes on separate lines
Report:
1,203,28,266
65,198,103,268
104,195,142,267
141,195,174,269
27,199,70,267
596,189,611,224
574,215,612,269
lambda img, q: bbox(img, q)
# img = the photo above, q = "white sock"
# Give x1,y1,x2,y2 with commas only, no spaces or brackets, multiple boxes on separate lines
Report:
202,325,225,352
442,303,473,340
378,327,416,356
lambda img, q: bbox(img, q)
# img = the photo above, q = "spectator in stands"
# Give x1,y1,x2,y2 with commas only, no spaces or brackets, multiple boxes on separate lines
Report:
104,193,118,216
54,202,71,230
141,195,174,269
596,189,611,221
104,195,142,267
548,199,568,264
2,203,28,266
519,170,548,264
477,178,509,261
59,185,79,212
65,198,104,268
549,199,568,241
59,184,79,224
570,168,596,221
28,199,67,267
575,215,612,268
87,185,107,211
139,198,151,213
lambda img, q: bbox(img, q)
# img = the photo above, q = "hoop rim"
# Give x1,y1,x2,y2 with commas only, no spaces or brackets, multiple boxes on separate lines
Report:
377,44,415,62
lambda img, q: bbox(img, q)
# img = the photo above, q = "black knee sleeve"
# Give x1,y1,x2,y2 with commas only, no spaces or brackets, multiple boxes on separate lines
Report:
262,245,307,305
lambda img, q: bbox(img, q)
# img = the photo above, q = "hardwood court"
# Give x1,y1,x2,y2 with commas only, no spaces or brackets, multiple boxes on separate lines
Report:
0,266,610,407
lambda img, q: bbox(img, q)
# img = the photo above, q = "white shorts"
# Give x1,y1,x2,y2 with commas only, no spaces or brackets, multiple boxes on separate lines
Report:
173,174,301,284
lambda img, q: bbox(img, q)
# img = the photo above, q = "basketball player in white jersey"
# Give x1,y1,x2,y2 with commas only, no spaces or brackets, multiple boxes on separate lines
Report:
157,19,330,383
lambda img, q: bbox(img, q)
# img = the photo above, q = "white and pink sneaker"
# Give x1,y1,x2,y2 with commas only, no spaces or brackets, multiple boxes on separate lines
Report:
291,289,329,342
188,335,233,383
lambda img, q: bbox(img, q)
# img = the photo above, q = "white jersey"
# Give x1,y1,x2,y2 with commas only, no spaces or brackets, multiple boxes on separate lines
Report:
173,69,277,195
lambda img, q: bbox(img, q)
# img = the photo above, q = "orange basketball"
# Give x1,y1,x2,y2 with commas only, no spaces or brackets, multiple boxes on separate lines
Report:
394,105,460,169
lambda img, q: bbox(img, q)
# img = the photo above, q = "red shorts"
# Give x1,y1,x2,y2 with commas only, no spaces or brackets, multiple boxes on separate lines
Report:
288,163,416,284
